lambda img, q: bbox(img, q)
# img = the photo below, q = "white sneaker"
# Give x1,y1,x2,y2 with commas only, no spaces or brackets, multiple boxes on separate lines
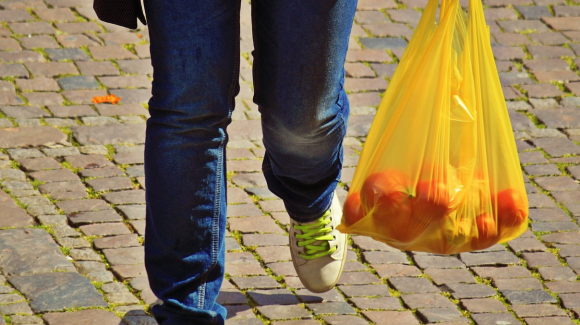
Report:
289,192,347,293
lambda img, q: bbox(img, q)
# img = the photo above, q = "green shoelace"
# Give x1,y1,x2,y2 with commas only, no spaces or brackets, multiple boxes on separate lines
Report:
294,210,337,260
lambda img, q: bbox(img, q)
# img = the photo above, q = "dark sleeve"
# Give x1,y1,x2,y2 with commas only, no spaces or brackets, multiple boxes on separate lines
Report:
93,0,147,30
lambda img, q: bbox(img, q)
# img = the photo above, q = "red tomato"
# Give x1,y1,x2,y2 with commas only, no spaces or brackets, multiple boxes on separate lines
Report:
471,213,499,250
413,179,450,223
495,189,527,230
361,171,417,243
343,192,364,226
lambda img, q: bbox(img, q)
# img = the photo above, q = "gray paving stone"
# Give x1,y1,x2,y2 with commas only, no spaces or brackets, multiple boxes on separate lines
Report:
68,210,123,225
57,76,99,90
0,302,33,315
9,272,107,312
307,301,356,315
0,228,74,276
45,48,90,61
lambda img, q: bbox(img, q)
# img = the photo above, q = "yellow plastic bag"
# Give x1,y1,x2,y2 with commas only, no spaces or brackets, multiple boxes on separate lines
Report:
337,0,528,254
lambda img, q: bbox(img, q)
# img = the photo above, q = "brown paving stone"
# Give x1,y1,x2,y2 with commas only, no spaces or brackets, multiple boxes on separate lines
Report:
345,62,376,78
337,271,380,285
389,277,440,294
424,268,476,285
521,84,564,98
512,304,566,318
363,310,419,325
471,313,520,325
226,252,267,276
79,222,131,236
79,166,125,179
529,32,569,45
346,49,392,63
534,71,580,83
110,264,146,280
522,252,562,267
19,35,60,49
29,169,78,183
494,278,543,291
413,255,465,269
16,78,60,92
242,234,287,247
257,200,285,212
95,103,148,117
17,157,62,171
525,59,570,71
227,204,263,217
528,45,575,59
461,298,507,313
93,234,140,249
25,62,78,77
228,216,284,234
101,190,145,205
56,199,111,214
232,276,281,290
537,266,577,281
0,126,67,148
338,284,391,297
525,317,575,325
48,105,97,117
89,45,137,60
350,296,401,310
0,10,34,22
498,20,549,33
54,22,101,33
543,16,580,30
554,244,580,258
8,22,56,35
0,51,45,63
34,8,77,21
363,251,409,265
102,246,143,265
72,124,146,145
374,264,422,278
0,106,48,119
545,281,580,293
76,61,119,76
494,33,530,46
22,92,63,105
256,304,312,320
86,177,133,192
508,236,548,253
254,246,290,263
98,75,151,89
61,89,107,104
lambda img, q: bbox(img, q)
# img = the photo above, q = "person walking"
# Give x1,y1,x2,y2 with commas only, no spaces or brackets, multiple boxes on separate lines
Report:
94,0,358,324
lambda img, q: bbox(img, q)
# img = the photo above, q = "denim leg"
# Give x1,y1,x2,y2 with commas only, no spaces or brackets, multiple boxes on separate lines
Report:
143,0,241,324
252,0,358,222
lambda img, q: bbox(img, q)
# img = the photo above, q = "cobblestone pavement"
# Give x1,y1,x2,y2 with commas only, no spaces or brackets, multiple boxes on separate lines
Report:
0,0,577,324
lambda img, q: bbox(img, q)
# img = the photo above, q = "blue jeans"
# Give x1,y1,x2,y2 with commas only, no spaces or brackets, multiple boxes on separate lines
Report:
143,0,357,324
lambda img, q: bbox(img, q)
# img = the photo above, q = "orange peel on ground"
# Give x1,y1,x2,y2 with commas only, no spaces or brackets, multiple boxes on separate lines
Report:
92,94,121,104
